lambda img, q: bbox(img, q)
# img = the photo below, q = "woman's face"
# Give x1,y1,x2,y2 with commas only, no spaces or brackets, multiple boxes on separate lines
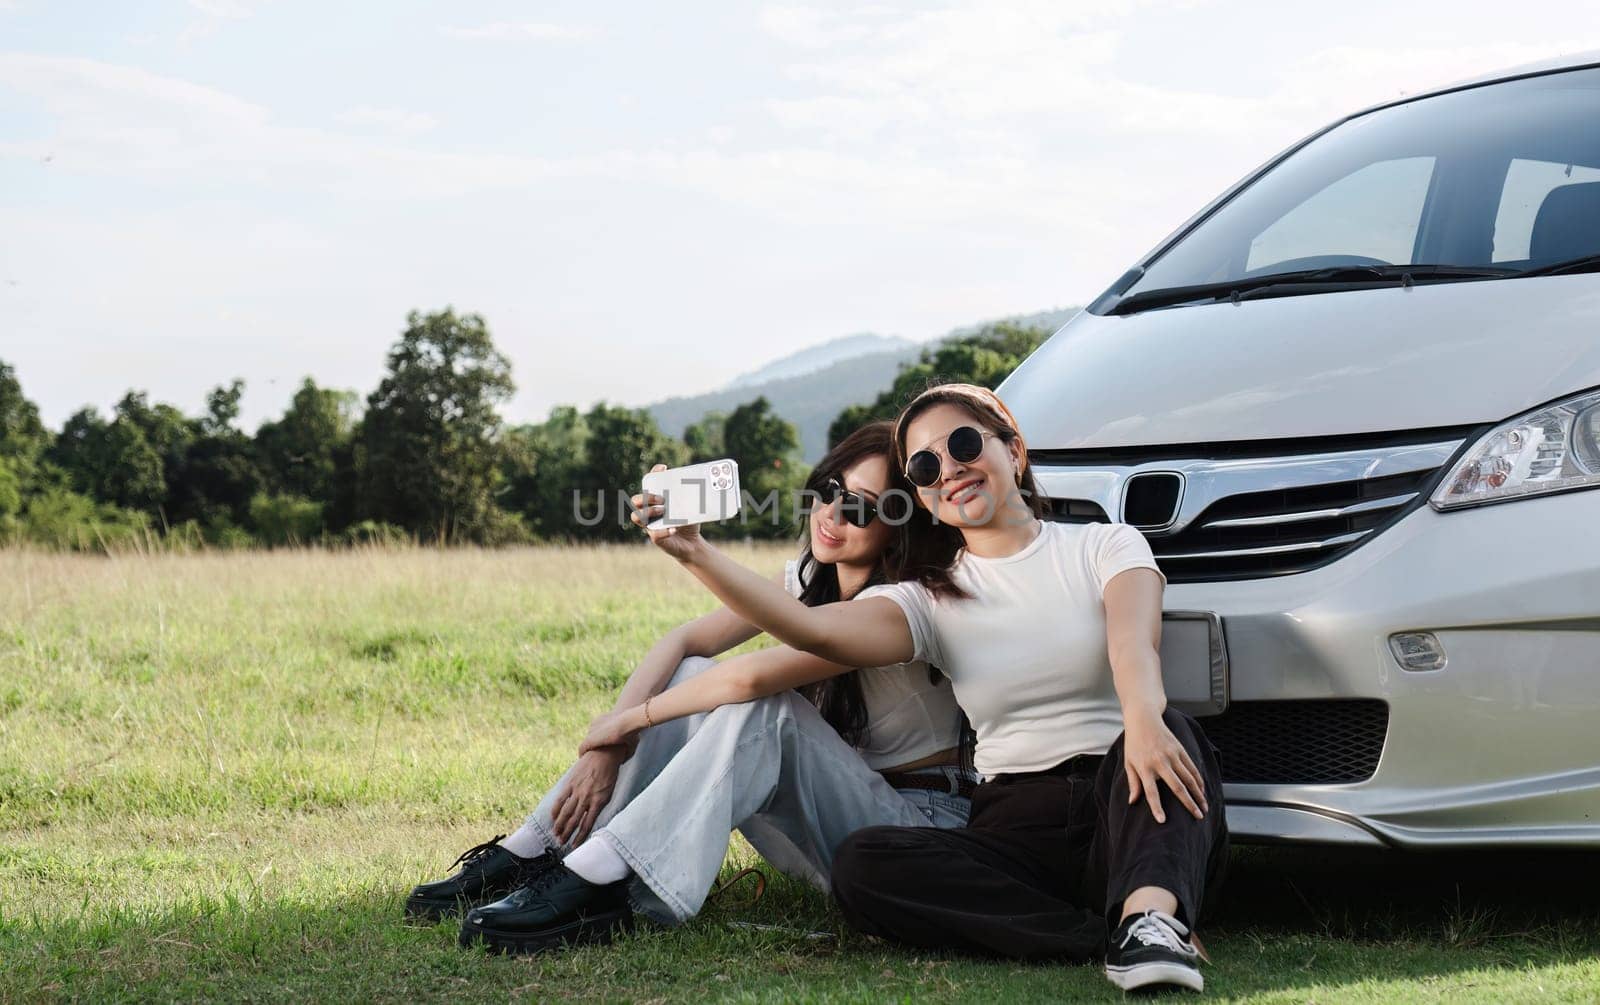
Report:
902,402,1022,528
808,453,895,566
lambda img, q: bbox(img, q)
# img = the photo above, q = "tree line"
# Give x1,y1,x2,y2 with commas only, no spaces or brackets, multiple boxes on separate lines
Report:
0,308,1050,551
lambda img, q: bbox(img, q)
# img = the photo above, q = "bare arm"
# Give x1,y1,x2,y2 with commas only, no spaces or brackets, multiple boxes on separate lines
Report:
604,579,773,712
678,537,913,666
1103,567,1208,823
548,573,774,844
628,479,914,667
579,642,855,753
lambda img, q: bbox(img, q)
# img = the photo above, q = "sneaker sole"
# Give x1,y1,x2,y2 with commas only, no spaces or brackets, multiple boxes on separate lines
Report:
1105,961,1204,993
458,907,634,955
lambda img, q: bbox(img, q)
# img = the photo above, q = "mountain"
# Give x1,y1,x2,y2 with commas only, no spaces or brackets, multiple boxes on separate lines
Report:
647,344,923,464
644,307,1079,463
725,333,917,389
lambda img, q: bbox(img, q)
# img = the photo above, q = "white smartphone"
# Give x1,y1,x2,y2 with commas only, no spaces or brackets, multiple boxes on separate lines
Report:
640,458,742,530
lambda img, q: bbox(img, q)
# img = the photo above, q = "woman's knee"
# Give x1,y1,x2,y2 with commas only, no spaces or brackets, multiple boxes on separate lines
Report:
668,655,718,685
829,827,895,901
830,826,931,894
1161,707,1221,777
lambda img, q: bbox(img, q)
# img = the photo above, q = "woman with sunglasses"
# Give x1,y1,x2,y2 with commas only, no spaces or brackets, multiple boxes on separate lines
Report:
623,383,1227,994
416,421,978,954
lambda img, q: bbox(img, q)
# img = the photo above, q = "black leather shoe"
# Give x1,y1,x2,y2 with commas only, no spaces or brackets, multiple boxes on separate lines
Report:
404,835,557,922
458,863,632,954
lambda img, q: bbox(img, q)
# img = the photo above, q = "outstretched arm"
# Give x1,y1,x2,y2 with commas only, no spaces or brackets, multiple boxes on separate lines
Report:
629,467,914,667
578,642,855,754
1104,567,1208,824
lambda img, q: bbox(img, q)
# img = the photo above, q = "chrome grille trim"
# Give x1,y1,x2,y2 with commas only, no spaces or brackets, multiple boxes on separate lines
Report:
1200,492,1419,529
1159,529,1370,560
1032,437,1464,582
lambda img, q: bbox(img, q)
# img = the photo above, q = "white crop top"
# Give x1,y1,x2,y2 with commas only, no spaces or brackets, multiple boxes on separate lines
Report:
784,559,965,771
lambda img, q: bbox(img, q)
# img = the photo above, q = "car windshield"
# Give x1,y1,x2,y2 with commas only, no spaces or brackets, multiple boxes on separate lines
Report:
1112,65,1600,311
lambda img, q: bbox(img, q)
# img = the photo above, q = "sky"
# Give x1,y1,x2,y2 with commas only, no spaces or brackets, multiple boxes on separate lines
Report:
2,0,1596,431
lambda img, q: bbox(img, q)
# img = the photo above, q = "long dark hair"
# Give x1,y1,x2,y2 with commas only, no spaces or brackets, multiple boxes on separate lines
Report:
793,420,962,749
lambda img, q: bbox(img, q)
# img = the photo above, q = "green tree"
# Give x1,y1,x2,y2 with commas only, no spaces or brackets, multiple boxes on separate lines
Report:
202,379,245,436
0,457,20,523
0,362,51,534
49,406,167,515
167,380,265,534
112,391,195,481
683,411,727,463
500,406,592,539
358,308,515,542
723,397,806,540
0,360,48,478
573,403,688,542
255,377,361,508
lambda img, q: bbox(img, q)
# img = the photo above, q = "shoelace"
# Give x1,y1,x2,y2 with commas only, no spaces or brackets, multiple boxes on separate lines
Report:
511,858,576,897
449,834,508,871
1120,910,1199,958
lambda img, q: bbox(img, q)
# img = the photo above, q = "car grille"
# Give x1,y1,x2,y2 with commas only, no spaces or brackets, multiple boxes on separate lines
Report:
1031,431,1471,583
1198,699,1389,785
1151,467,1439,582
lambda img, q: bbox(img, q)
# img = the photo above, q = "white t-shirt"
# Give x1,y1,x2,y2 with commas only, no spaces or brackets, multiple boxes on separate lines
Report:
784,559,965,771
859,521,1165,777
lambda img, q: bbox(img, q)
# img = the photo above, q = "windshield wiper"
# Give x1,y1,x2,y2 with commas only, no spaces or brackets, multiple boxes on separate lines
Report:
1517,253,1600,278
1108,264,1518,316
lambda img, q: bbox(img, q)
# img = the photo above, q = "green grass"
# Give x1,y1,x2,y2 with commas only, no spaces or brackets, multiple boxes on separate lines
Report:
2,545,1598,1002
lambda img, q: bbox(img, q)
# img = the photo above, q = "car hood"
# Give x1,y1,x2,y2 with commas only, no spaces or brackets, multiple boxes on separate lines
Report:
998,274,1600,450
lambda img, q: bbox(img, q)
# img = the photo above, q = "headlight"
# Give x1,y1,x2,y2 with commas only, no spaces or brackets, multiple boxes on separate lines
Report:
1430,388,1600,510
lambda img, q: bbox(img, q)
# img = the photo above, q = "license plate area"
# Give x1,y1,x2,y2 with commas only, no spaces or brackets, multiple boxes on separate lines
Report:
1159,611,1229,717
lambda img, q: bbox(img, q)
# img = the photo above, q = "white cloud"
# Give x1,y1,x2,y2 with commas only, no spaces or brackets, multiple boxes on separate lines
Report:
337,105,439,134
187,0,255,18
0,53,560,198
442,21,594,42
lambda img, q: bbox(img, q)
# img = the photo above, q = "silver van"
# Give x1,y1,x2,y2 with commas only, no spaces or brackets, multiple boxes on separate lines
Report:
999,54,1600,848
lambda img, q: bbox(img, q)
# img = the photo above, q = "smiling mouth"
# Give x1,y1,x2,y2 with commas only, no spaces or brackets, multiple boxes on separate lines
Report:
817,525,844,547
946,477,986,506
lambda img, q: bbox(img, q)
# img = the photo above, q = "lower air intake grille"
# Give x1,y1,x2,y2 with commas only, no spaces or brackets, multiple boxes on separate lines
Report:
1199,699,1389,785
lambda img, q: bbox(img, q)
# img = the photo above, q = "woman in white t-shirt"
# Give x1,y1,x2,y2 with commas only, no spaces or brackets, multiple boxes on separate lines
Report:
424,421,976,955
623,383,1227,994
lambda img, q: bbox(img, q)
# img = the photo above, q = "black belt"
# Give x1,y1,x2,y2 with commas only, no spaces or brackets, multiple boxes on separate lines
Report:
881,769,977,800
989,752,1106,785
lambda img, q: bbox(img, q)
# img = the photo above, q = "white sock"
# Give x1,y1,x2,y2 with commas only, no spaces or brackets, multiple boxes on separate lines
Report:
498,824,550,859
563,833,631,885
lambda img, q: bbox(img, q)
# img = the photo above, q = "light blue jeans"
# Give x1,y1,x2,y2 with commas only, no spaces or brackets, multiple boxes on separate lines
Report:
520,656,972,923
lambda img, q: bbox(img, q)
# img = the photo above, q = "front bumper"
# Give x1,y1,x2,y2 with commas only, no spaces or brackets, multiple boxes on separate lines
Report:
1158,485,1600,848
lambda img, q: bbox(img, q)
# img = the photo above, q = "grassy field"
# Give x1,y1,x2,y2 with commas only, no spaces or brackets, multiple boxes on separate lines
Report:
2,545,1598,1003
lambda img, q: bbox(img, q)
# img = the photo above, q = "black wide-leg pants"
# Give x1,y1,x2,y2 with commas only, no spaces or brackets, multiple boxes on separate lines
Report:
829,707,1229,960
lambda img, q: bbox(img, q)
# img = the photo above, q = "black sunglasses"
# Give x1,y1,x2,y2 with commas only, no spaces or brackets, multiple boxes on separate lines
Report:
814,477,881,528
905,425,995,488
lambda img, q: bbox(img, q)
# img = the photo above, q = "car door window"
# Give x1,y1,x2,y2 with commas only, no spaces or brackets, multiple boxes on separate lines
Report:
1492,158,1600,262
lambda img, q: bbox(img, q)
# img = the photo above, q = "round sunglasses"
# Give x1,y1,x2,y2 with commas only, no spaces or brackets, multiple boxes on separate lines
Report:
813,477,882,528
904,425,997,488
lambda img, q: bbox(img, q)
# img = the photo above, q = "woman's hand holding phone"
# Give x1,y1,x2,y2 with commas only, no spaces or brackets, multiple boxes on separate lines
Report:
630,463,705,561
